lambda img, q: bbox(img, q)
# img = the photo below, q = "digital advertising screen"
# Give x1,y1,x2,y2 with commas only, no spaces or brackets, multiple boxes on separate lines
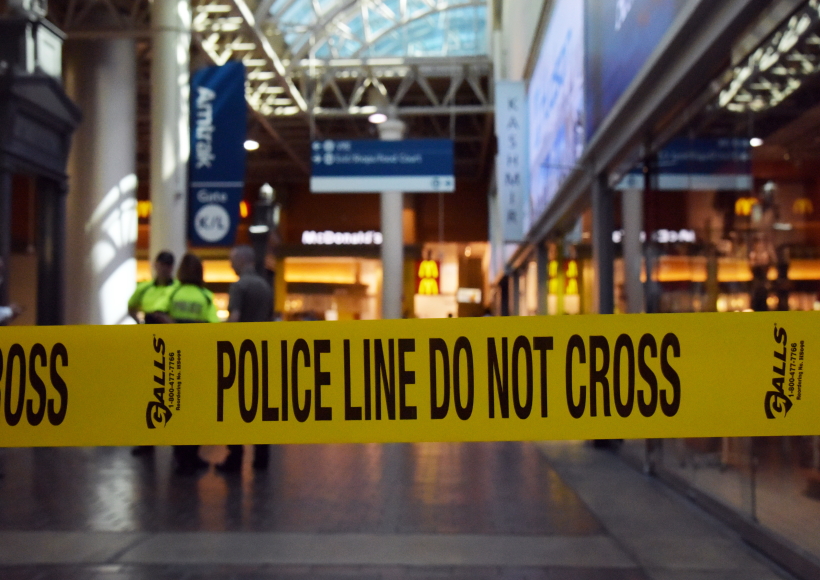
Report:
528,0,585,227
585,0,691,141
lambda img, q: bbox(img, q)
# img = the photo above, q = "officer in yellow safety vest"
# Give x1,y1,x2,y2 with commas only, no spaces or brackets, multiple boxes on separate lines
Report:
167,253,218,475
128,251,179,457
167,254,220,324
128,251,179,324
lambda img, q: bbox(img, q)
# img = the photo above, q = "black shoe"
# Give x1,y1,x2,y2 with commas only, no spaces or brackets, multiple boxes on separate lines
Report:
131,445,154,456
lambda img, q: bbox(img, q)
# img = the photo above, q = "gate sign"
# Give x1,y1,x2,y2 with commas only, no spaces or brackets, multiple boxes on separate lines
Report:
310,139,455,193
188,61,247,246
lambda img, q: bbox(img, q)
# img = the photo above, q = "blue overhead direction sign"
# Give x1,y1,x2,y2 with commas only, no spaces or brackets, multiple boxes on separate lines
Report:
310,139,455,193
615,138,751,191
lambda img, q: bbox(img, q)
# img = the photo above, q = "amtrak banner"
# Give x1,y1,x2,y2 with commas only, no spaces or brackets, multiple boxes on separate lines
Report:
189,61,247,246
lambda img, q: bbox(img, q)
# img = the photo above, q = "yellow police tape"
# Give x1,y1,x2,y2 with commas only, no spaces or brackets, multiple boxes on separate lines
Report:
0,311,816,446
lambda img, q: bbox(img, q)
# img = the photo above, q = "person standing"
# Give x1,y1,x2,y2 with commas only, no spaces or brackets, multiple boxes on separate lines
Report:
227,245,273,323
167,254,220,324
217,245,273,473
168,253,219,475
128,251,178,456
749,233,775,312
128,251,178,324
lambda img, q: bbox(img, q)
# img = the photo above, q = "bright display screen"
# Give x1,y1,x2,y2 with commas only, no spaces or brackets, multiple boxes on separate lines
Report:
585,0,690,140
528,0,585,226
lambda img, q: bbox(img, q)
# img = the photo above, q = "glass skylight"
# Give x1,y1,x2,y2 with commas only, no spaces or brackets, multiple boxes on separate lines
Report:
267,0,487,62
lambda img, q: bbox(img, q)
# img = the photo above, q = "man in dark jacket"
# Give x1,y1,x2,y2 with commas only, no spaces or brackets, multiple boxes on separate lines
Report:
217,245,273,473
227,245,273,323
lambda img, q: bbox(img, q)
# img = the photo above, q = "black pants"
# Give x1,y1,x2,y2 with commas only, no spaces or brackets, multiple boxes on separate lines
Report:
223,445,269,469
173,445,202,469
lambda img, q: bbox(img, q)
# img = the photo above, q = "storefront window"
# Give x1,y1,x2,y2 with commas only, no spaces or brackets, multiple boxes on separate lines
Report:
613,1,820,560
614,132,820,315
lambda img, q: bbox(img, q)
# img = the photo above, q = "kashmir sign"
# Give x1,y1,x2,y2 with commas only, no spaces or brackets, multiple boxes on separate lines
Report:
494,81,528,241
0,312,816,447
188,61,247,246
310,139,455,193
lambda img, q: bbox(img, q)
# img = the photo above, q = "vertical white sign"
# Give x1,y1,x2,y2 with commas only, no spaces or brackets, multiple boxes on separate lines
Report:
495,81,529,242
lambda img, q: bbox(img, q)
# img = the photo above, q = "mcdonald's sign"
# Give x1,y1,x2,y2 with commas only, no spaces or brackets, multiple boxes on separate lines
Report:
416,259,441,295
548,259,561,295
735,197,758,216
565,259,579,296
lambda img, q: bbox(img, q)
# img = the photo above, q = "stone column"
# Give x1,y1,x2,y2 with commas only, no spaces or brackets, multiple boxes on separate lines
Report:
536,242,548,315
378,118,406,319
36,178,67,325
150,0,191,263
64,39,138,324
623,188,644,313
592,174,615,314
509,270,520,316
499,275,510,316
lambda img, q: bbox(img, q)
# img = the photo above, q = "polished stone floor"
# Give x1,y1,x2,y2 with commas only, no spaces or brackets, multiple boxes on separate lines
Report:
0,442,795,579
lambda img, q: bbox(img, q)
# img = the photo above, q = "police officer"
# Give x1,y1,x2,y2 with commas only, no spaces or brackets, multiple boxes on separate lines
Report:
167,253,220,324
128,251,178,456
128,251,178,324
167,253,218,475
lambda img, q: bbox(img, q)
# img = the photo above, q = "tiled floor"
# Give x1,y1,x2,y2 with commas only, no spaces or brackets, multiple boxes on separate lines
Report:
622,437,820,559
0,442,797,579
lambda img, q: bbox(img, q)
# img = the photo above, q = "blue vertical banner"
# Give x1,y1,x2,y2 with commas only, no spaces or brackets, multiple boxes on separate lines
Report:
188,61,247,246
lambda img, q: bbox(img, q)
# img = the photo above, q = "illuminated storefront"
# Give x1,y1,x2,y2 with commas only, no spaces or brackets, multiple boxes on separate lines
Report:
609,8,820,569
492,0,820,573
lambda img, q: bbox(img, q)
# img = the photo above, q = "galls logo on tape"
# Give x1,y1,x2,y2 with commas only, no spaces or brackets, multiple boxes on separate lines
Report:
766,324,805,419
147,337,173,428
